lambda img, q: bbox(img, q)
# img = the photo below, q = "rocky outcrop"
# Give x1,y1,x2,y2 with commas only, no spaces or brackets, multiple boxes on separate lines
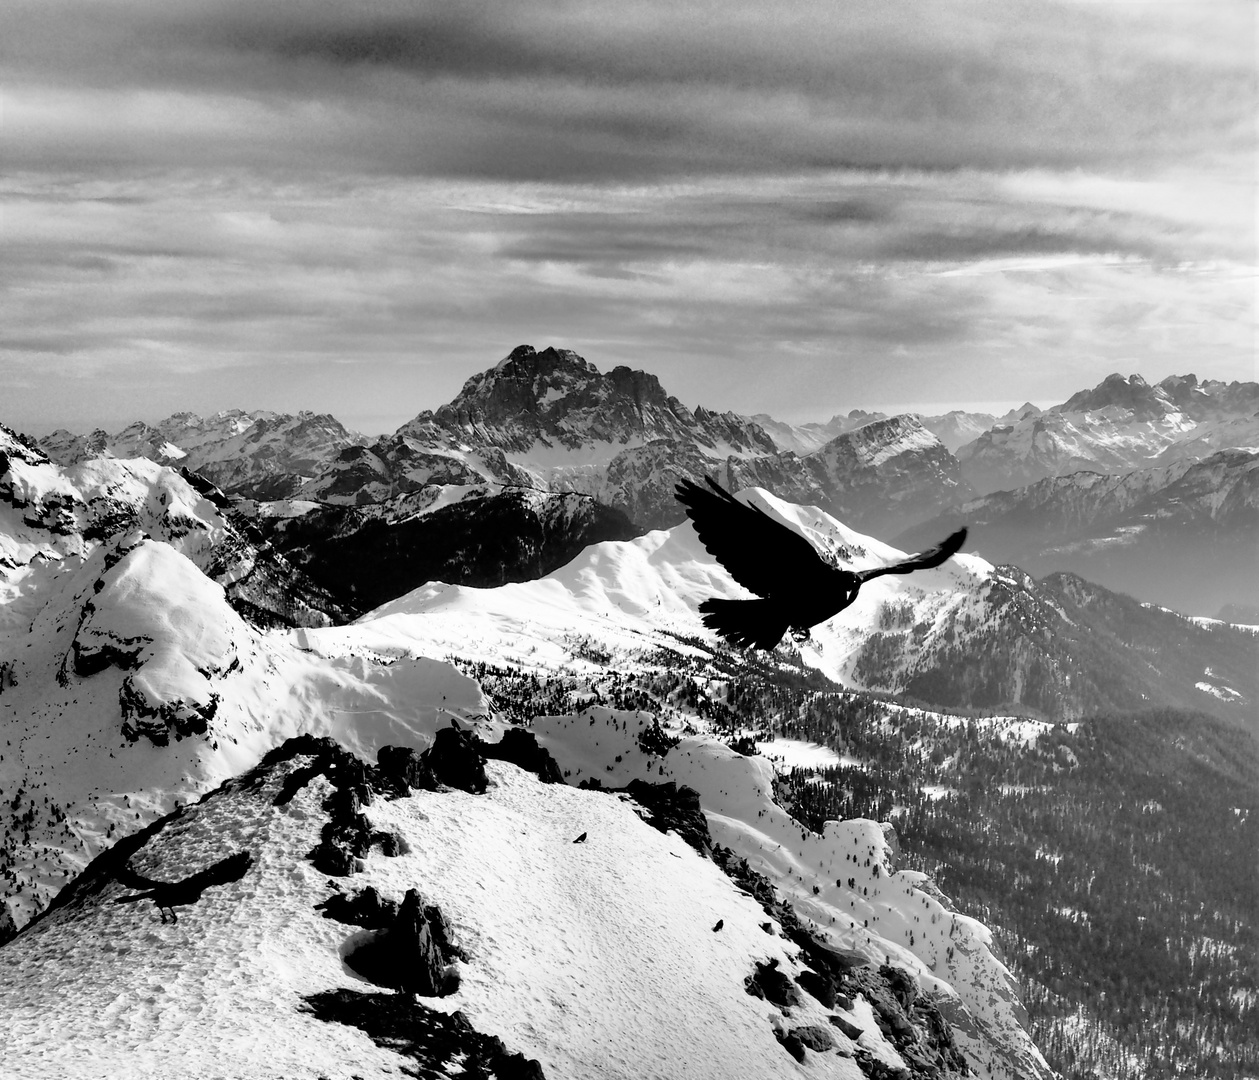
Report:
482,728,565,784
119,676,218,745
341,888,460,997
622,779,711,855
39,410,369,501
302,991,546,1079
264,484,636,617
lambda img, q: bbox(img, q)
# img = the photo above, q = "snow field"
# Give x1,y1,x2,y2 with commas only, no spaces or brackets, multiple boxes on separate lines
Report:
364,761,869,1080
0,766,406,1080
531,706,1051,1080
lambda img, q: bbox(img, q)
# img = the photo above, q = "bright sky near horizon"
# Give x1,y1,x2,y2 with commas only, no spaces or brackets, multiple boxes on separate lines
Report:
2,0,1255,436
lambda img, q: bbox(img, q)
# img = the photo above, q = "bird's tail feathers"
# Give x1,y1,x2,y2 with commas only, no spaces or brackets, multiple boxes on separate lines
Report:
699,598,789,651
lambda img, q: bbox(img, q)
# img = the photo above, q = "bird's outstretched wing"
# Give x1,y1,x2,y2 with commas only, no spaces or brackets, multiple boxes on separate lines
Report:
175,850,253,893
675,477,832,599
856,528,967,583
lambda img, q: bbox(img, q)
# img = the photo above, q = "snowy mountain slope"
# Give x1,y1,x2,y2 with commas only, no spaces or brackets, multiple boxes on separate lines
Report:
897,448,1259,617
255,482,637,617
529,709,1052,1080
1,425,344,628
39,410,369,501
0,519,497,927
2,732,975,1079
956,373,1259,494
318,487,1254,725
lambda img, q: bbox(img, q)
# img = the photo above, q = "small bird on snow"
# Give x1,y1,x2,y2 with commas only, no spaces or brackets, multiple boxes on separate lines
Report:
712,919,724,932
572,832,588,844
675,476,967,650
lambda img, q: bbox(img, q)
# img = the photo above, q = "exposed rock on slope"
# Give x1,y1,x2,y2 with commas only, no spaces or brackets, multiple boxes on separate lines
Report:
0,732,981,1078
957,373,1259,494
39,410,369,501
1,424,345,628
256,483,637,616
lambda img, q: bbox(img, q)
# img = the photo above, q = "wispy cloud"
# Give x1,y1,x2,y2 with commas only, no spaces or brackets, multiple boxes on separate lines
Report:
0,1,1253,432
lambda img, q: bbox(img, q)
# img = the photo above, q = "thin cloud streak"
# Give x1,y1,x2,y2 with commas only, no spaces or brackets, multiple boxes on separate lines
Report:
0,1,1253,433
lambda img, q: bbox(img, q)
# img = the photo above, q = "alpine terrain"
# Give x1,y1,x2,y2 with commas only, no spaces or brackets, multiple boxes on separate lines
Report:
3,348,1256,1080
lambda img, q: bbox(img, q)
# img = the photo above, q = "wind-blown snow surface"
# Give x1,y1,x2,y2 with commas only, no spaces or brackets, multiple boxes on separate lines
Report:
528,709,1048,1080
1,743,925,1080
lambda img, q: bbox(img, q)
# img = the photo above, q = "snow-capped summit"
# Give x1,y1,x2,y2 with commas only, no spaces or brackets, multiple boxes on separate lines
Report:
308,345,968,536
957,371,1259,493
39,410,369,501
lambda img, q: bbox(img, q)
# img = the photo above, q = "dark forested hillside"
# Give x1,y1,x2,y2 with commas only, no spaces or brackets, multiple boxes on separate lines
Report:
778,705,1259,1080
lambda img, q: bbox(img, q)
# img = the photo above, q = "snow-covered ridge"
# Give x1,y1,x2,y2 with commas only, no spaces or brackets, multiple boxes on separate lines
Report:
38,409,369,500
1,703,1043,1078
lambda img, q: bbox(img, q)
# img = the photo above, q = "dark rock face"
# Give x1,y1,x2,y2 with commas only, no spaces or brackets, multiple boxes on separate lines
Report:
265,486,636,617
744,958,802,1009
316,885,399,929
482,728,565,784
302,990,546,1080
377,728,488,799
421,726,489,795
790,1025,835,1052
376,744,430,796
343,888,456,997
828,1013,863,1040
119,677,217,746
622,780,711,855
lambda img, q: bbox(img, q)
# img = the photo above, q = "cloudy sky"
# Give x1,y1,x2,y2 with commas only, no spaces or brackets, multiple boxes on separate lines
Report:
3,0,1254,436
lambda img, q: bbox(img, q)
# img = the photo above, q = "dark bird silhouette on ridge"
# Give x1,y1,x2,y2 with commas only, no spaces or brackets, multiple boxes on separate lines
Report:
113,850,253,924
675,477,967,651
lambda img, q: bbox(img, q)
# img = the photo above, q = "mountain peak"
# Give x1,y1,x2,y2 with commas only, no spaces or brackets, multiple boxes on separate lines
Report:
490,344,598,379
1058,371,1173,419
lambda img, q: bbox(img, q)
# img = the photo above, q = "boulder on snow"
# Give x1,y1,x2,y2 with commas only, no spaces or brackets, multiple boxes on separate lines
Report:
482,727,564,783
744,958,801,1009
790,1025,835,1052
343,888,456,997
623,779,711,855
316,885,399,929
421,725,488,794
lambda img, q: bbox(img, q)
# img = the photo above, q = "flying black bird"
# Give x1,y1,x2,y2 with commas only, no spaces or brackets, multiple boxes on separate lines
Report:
675,476,967,650
572,832,588,844
113,850,253,924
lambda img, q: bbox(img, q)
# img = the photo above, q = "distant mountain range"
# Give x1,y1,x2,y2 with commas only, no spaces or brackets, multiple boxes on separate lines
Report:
24,348,1259,619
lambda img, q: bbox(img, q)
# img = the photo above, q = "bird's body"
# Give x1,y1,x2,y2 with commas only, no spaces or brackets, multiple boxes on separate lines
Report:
114,850,253,923
675,477,966,650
